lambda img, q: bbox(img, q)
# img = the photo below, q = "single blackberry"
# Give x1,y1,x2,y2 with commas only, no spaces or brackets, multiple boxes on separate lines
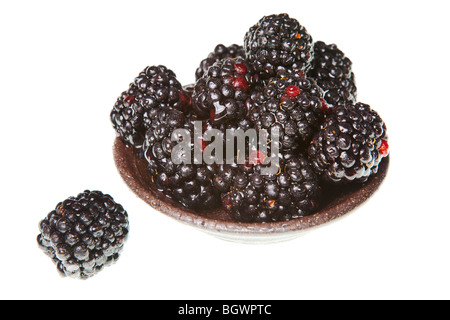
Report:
248,68,326,152
308,41,357,105
192,57,256,124
195,44,246,80
221,154,321,222
133,65,185,104
308,102,389,183
244,13,314,79
110,65,189,151
143,116,219,209
37,190,129,279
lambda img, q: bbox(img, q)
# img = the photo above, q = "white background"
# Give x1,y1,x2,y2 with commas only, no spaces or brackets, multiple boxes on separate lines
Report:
1,0,449,300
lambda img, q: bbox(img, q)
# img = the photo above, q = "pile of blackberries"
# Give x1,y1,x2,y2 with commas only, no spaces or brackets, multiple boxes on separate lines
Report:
110,13,389,223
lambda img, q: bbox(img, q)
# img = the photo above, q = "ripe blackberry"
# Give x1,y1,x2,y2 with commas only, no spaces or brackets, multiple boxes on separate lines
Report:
133,65,185,104
248,68,326,152
143,116,219,209
110,65,189,151
244,13,314,79
37,190,129,279
308,41,357,105
192,57,256,124
308,102,389,183
195,44,246,80
221,154,321,222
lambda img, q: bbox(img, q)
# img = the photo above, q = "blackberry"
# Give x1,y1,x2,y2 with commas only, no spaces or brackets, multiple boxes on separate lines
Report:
195,44,246,80
192,57,256,124
244,13,314,79
308,41,357,105
110,65,189,151
37,190,129,279
308,103,389,183
143,116,219,209
248,68,326,152
221,154,320,222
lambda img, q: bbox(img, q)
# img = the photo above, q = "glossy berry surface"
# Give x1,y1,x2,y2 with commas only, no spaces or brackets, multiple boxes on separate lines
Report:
308,103,388,183
244,13,314,79
110,65,189,151
193,57,256,124
308,41,357,105
143,116,219,209
195,44,246,80
248,69,325,151
221,154,321,222
37,190,129,279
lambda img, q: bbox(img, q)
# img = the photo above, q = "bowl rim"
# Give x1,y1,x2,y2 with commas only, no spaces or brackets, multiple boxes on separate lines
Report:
113,137,390,235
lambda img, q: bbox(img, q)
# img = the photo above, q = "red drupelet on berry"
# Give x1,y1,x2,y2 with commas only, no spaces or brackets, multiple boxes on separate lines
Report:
192,57,257,125
110,65,190,151
308,102,389,183
248,68,326,152
143,116,219,209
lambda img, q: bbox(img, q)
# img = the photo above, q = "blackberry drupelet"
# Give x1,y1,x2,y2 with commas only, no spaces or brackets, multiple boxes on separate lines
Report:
110,65,189,151
37,190,129,279
221,154,321,222
308,41,357,105
308,102,389,183
248,68,326,152
143,116,219,209
244,13,314,79
195,44,246,80
192,57,256,124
